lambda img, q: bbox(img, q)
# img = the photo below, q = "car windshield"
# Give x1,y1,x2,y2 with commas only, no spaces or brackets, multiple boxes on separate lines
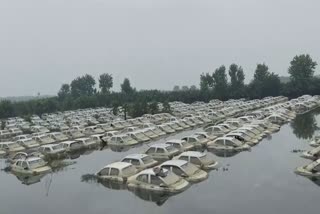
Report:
84,139,94,144
166,145,176,152
142,156,154,164
196,134,205,140
24,139,36,145
122,165,136,176
122,135,133,141
181,162,198,175
136,133,145,138
28,159,46,169
161,171,180,185
52,144,63,150
8,143,20,148
199,154,214,164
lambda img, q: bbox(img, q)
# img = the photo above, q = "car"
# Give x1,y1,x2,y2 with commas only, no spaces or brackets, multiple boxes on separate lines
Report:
0,142,25,153
107,134,139,146
301,146,320,160
127,131,150,143
145,144,180,161
157,124,175,134
32,134,55,145
142,128,159,139
204,125,229,137
127,168,190,193
295,159,320,178
121,154,158,171
167,122,184,131
38,144,66,158
165,139,194,152
16,138,40,149
48,132,69,142
173,151,218,170
96,162,138,182
225,132,259,146
181,135,208,147
75,137,99,148
207,137,250,151
160,160,208,182
310,135,320,147
10,156,52,175
83,126,105,135
60,140,85,152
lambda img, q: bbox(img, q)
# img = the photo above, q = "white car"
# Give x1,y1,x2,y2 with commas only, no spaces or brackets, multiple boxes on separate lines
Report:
16,138,40,149
38,144,66,158
295,159,320,178
121,154,158,171
207,137,250,151
11,156,52,175
60,140,85,152
145,144,180,160
165,139,194,152
0,142,25,153
174,151,218,170
96,162,137,182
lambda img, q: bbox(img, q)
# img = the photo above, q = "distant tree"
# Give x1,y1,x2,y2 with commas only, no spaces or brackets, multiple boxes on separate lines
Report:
228,64,245,98
200,73,214,91
190,85,197,91
173,85,180,91
99,73,113,94
121,78,133,95
0,100,14,119
58,84,70,100
212,65,228,100
288,54,317,95
181,86,189,91
162,100,171,113
70,74,96,97
148,102,159,115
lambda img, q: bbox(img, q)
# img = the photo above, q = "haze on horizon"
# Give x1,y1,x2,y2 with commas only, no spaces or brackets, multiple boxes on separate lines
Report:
0,0,319,97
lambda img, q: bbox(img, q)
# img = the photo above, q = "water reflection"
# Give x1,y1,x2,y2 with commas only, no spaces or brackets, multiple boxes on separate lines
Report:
291,108,320,139
13,172,49,186
207,148,242,158
109,143,143,152
129,188,173,206
81,174,127,190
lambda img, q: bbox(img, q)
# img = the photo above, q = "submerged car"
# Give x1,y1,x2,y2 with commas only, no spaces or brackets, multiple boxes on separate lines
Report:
32,134,55,145
310,135,320,147
295,159,320,178
11,156,52,175
108,134,139,146
145,144,180,161
75,137,98,148
207,137,250,151
127,131,150,143
60,140,85,152
49,132,69,142
96,162,137,182
16,138,40,149
173,151,218,170
121,154,158,171
157,124,175,134
0,142,25,153
181,135,208,147
160,160,208,183
165,139,194,152
301,146,320,160
127,168,190,193
38,144,66,158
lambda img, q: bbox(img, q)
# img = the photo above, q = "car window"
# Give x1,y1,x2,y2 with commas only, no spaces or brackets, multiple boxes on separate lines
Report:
122,158,131,163
131,159,140,166
110,168,119,176
190,157,202,165
146,148,156,154
99,167,110,176
156,148,165,153
21,161,28,169
179,156,189,161
136,174,149,183
150,175,163,185
171,166,184,175
225,140,234,146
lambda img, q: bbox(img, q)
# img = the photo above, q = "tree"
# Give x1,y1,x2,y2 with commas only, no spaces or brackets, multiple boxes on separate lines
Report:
228,64,245,98
181,86,189,91
190,85,197,91
162,100,171,113
58,84,70,100
173,85,180,91
288,54,317,95
200,73,214,91
148,102,159,115
212,65,228,100
99,73,113,94
70,74,96,97
0,100,14,119
121,78,133,95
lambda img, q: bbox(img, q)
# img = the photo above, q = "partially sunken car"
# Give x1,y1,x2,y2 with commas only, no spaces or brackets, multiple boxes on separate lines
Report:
160,160,208,183
127,131,150,143
96,162,137,182
16,138,40,149
165,139,194,152
181,135,208,147
145,144,180,160
0,142,25,153
301,146,320,160
75,137,99,148
207,137,250,151
32,134,55,145
38,144,66,158
107,134,139,146
127,168,190,193
310,135,320,147
49,132,69,142
60,140,85,152
173,151,218,170
121,154,158,171
11,156,52,175
295,159,320,178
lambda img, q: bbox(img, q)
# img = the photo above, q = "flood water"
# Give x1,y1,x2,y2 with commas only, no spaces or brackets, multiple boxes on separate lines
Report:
1,110,320,214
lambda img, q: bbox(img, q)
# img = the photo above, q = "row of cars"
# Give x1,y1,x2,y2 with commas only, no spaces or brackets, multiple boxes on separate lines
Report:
88,103,297,196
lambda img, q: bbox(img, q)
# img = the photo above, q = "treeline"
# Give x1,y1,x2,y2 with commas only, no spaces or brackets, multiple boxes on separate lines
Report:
0,54,319,119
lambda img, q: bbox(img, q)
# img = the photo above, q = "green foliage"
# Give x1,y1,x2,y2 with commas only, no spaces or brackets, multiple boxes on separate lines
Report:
58,84,70,100
228,64,245,98
173,85,180,91
121,78,133,95
99,73,113,94
200,73,214,91
71,74,96,97
212,65,228,100
162,100,171,113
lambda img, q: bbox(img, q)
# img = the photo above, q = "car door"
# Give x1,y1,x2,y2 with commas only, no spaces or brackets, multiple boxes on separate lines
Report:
149,175,163,191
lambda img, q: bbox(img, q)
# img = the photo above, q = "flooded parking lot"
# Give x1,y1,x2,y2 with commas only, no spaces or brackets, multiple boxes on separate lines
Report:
1,109,320,214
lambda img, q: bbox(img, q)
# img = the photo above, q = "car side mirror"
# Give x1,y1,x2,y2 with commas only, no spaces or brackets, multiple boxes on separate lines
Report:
159,183,168,188
181,173,188,178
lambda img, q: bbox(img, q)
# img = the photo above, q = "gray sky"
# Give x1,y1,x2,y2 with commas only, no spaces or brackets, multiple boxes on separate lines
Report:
1,0,319,97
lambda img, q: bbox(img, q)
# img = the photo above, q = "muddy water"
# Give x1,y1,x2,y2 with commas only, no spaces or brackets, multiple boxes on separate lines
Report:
1,110,320,214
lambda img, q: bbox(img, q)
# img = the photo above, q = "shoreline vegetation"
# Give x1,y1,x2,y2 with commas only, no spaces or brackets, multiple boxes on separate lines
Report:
0,54,319,120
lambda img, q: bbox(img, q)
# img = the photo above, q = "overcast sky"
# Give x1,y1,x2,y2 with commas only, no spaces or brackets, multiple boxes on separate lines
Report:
0,0,319,97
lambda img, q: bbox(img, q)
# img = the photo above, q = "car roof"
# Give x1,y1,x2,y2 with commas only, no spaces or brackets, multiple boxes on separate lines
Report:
179,151,206,157
123,154,149,159
161,160,188,167
149,143,171,148
105,161,132,169
166,139,184,144
60,140,77,145
138,168,169,176
41,144,60,148
75,138,89,141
